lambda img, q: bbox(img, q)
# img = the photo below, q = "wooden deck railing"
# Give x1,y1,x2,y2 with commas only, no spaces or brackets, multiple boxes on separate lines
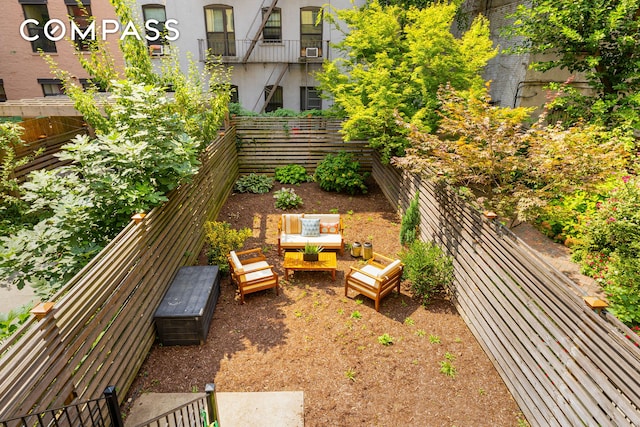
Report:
233,117,372,175
372,153,640,426
0,129,238,420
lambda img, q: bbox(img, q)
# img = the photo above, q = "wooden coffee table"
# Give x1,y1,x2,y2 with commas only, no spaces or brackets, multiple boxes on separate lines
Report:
283,251,337,281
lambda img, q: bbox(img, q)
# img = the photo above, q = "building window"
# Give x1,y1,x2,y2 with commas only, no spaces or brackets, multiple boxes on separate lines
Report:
38,78,64,96
230,85,239,104
66,0,93,51
300,7,322,56
0,80,6,102
143,4,167,54
21,3,57,53
262,7,281,43
264,85,283,112
300,87,321,111
204,5,235,56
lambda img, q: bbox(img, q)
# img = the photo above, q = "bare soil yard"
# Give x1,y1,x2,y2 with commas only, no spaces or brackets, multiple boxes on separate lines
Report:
124,181,523,426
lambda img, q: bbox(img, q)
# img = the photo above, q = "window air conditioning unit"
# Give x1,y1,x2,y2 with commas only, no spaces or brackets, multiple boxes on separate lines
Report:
149,44,164,56
305,47,319,58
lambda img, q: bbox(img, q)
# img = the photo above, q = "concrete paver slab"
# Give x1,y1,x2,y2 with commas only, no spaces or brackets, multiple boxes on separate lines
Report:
125,391,304,427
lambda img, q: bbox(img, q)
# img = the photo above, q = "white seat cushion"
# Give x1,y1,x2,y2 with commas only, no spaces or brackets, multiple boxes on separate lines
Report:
377,260,402,278
243,261,269,272
280,233,343,246
243,268,274,282
229,251,244,273
350,264,381,288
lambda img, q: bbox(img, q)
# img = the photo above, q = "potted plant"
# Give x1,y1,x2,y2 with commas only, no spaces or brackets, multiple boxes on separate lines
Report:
301,242,323,262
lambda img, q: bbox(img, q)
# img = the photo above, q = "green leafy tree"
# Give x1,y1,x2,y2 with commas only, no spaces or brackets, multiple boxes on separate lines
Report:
504,0,640,127
393,85,630,222
317,1,496,161
0,82,201,297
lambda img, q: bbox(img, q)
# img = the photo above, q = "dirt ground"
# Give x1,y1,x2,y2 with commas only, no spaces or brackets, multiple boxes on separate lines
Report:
124,181,524,426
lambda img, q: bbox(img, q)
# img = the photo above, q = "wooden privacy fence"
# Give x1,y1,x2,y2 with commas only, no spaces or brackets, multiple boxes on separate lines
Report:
0,129,238,420
6,116,88,182
373,154,640,426
233,116,372,175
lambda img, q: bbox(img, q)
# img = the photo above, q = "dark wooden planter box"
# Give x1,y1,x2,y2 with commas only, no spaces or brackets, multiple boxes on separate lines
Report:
303,253,318,262
154,266,220,346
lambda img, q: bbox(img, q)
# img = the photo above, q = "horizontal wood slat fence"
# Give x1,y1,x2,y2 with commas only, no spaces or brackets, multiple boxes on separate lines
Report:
6,116,88,182
373,154,640,426
0,129,238,421
233,117,372,175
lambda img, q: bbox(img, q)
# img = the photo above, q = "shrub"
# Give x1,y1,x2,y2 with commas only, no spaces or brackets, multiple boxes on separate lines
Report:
401,240,454,306
204,221,252,274
314,151,368,195
573,176,640,325
234,173,274,194
603,255,640,325
275,164,312,185
400,193,420,246
274,187,303,210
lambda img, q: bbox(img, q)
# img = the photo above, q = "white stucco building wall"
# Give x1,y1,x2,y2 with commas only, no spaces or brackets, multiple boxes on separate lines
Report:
134,0,365,113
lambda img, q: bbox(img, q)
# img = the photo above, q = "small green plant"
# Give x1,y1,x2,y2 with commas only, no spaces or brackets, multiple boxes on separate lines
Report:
355,298,363,305
301,242,323,254
350,310,362,319
274,187,303,210
403,317,415,326
401,240,454,306
314,151,368,195
378,333,394,346
415,329,426,337
429,334,441,344
204,221,252,274
345,368,357,382
234,173,274,194
439,352,457,377
400,193,420,246
275,164,312,184
329,208,339,214
347,210,354,216
191,385,199,393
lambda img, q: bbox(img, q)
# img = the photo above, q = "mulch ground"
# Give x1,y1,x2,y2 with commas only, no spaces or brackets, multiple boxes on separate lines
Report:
123,180,524,426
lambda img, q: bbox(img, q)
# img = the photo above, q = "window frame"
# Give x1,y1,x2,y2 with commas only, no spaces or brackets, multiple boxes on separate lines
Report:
300,86,321,111
67,2,93,52
204,4,236,56
38,78,64,97
0,79,7,102
262,7,281,43
300,7,322,54
142,4,167,50
264,85,283,113
21,3,57,53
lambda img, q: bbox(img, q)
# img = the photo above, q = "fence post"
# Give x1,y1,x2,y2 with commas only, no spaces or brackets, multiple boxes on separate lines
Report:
205,383,220,426
103,386,124,427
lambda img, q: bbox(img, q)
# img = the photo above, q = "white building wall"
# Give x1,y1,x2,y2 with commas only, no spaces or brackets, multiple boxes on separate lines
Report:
135,0,363,112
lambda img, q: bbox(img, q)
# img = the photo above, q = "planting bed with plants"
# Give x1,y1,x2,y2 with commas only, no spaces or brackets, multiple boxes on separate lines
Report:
125,181,523,426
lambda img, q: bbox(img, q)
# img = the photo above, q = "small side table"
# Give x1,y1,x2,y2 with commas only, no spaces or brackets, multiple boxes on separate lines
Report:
283,251,337,281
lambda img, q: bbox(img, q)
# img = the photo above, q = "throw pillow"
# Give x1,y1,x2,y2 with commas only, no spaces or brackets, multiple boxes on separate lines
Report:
282,214,302,234
300,218,321,237
320,222,340,234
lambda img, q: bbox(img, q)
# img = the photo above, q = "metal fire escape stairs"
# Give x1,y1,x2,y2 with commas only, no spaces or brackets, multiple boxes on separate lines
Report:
242,0,278,64
260,64,289,113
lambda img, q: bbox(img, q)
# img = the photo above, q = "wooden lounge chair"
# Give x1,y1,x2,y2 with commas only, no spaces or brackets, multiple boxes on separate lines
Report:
345,252,403,312
228,248,279,304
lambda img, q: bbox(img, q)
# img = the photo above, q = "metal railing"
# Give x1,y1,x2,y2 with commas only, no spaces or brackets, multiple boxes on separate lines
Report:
132,384,220,427
198,39,330,63
0,386,123,427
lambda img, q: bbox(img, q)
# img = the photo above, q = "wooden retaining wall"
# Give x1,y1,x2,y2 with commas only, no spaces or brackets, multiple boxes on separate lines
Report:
0,129,238,420
233,117,372,175
373,154,640,426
